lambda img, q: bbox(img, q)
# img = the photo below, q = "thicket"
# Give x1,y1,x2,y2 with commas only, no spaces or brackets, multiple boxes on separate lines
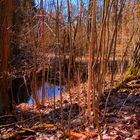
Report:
0,0,140,136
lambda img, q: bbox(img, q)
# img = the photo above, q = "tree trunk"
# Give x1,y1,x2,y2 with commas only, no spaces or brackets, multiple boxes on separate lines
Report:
0,0,13,114
87,0,97,124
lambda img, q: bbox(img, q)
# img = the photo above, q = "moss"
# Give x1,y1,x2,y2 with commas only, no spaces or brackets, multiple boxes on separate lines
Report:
112,62,140,92
123,61,140,79
113,81,122,90
137,68,140,75
123,66,132,79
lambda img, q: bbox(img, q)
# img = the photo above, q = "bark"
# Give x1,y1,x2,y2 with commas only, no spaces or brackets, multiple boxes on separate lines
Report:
87,0,97,124
0,0,13,114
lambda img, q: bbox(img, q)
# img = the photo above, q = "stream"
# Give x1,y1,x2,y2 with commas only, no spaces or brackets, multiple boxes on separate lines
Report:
12,59,128,105
12,78,65,105
28,83,65,104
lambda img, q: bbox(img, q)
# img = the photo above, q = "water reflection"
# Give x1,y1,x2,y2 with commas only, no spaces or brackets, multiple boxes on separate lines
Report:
28,83,65,104
12,78,31,104
12,78,65,105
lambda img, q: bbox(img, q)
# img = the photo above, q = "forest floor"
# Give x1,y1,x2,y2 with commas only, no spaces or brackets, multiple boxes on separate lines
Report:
0,79,140,140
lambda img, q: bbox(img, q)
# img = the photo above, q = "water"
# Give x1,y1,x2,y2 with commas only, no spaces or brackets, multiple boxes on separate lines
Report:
12,78,65,105
28,83,65,104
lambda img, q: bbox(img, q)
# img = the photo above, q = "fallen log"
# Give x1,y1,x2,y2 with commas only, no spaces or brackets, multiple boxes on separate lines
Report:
1,123,55,140
112,75,140,93
31,123,55,130
2,129,35,140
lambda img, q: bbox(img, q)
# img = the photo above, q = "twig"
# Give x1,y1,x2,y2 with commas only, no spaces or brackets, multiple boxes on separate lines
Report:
0,115,16,120
0,114,40,129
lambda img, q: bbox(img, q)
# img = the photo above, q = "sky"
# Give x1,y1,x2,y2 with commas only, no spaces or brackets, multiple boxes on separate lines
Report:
34,0,90,9
34,0,90,22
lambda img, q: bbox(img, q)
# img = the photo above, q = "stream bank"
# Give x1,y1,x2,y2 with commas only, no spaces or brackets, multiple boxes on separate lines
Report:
1,78,140,139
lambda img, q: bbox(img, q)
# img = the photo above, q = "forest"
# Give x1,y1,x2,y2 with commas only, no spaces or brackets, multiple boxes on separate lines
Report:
0,0,140,139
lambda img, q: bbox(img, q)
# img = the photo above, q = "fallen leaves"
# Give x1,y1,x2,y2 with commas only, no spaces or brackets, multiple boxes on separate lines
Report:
65,130,98,140
65,130,87,140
